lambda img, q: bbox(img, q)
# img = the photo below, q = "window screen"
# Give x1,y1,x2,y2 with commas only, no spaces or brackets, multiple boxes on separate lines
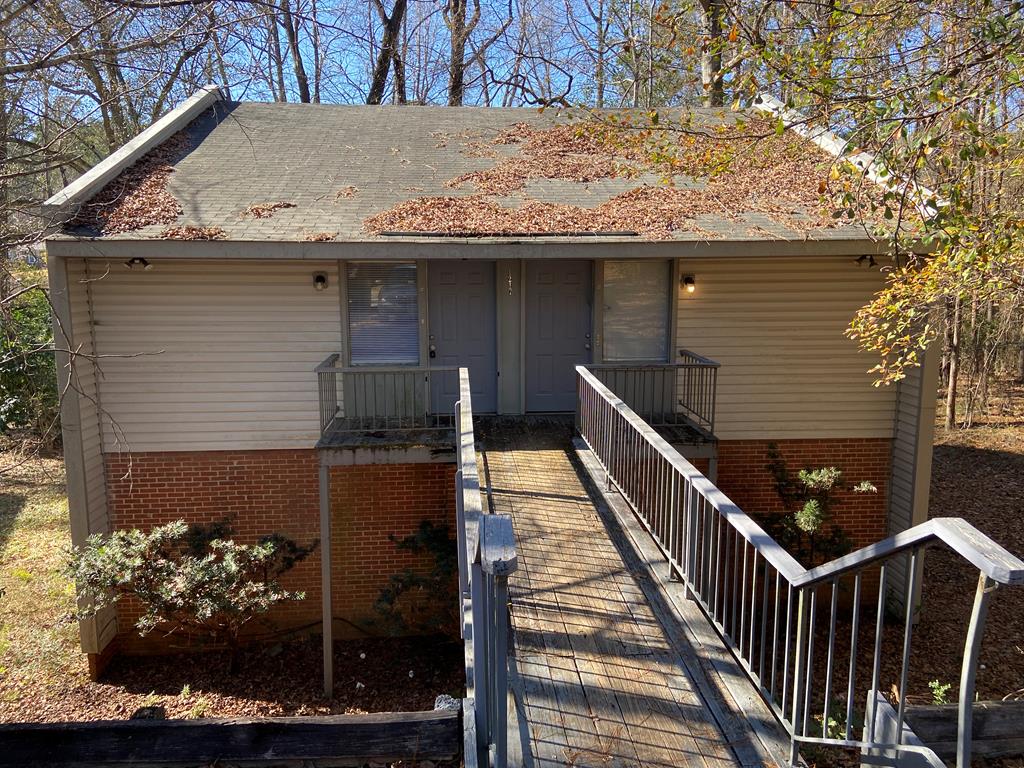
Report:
347,262,419,365
603,260,670,362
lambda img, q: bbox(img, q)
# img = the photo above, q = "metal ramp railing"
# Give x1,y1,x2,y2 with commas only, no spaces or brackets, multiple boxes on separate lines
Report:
455,368,517,768
575,364,1024,768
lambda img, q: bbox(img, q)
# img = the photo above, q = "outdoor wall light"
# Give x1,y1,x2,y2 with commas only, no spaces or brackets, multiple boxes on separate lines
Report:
682,274,696,294
123,257,152,271
313,272,328,291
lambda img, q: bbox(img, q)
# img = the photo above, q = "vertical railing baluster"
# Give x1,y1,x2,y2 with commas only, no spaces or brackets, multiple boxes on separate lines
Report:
789,588,807,762
845,572,862,741
759,559,770,683
867,564,888,744
895,549,920,745
802,587,817,737
740,542,749,657
770,570,781,701
782,583,793,719
822,579,839,738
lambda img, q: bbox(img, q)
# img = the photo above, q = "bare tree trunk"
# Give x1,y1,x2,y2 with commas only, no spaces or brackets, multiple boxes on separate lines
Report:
267,9,288,101
279,0,312,103
446,0,469,105
367,0,408,105
945,295,961,430
311,0,322,103
699,0,724,106
594,0,607,107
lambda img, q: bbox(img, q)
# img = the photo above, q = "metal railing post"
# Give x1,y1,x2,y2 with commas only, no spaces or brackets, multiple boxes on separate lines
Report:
470,552,489,765
957,573,996,768
493,572,510,768
789,588,807,765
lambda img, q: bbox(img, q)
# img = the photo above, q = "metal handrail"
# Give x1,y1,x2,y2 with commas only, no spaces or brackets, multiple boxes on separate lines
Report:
314,354,459,435
575,364,1024,768
587,350,719,434
455,368,517,768
678,348,721,368
795,517,1024,588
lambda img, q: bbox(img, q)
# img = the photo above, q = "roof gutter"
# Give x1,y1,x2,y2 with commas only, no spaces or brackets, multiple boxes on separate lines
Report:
40,84,227,226
752,93,939,219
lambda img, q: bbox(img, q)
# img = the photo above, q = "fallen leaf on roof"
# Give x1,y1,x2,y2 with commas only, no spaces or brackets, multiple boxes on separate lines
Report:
160,225,226,240
368,116,898,238
242,201,297,219
303,231,337,241
336,186,358,200
71,133,189,235
365,189,721,240
462,140,499,159
446,122,642,196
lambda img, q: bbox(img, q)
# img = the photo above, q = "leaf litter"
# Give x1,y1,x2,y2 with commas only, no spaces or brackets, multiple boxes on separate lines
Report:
366,116,888,239
71,133,190,235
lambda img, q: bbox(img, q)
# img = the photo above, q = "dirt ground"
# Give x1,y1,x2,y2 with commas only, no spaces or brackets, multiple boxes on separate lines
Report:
917,384,1024,703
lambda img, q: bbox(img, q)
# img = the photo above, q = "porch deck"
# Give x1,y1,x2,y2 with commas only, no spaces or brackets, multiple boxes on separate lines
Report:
479,421,784,768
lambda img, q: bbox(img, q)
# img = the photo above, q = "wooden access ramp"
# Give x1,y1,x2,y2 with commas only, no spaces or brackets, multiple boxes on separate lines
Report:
477,419,790,768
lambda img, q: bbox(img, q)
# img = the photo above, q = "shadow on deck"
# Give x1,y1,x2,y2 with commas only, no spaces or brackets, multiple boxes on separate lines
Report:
478,422,789,768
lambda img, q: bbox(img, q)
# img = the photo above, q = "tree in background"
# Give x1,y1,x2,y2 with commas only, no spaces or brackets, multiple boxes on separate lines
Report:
2,0,1023,465
716,0,1024,424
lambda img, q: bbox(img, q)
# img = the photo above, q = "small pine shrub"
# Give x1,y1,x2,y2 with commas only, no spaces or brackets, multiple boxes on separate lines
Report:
67,519,316,669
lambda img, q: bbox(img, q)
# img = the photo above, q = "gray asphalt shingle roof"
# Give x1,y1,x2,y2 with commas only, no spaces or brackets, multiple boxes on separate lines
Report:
63,100,875,243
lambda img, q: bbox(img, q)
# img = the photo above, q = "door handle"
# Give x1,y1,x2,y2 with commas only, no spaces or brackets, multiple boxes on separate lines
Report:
584,343,591,351
429,344,437,359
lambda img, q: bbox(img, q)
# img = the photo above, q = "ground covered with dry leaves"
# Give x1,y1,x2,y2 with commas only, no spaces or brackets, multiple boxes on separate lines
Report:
807,383,1024,768
0,446,463,725
911,383,1024,704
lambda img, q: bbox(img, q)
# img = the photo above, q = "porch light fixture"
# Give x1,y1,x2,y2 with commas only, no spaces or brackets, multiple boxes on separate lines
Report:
123,257,152,271
682,274,696,294
313,272,328,291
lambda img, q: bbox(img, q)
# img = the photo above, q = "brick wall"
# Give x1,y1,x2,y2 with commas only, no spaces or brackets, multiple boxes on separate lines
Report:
715,438,892,548
104,450,455,655
328,462,456,632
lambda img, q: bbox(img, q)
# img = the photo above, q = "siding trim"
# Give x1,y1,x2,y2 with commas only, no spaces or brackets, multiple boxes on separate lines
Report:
50,255,116,654
46,237,890,262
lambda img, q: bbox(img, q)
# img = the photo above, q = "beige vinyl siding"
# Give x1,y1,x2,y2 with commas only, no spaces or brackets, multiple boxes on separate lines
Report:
87,259,342,452
889,344,939,534
676,256,897,440
885,346,938,604
65,259,117,651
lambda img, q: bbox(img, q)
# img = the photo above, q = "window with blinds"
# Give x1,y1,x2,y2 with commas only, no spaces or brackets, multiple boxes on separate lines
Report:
603,260,670,361
347,262,420,365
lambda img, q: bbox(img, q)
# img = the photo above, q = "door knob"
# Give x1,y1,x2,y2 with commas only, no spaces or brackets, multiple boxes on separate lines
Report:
584,343,591,350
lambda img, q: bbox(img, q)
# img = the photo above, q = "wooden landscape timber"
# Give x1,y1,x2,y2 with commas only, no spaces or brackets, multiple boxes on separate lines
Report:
0,709,460,767
906,700,1024,761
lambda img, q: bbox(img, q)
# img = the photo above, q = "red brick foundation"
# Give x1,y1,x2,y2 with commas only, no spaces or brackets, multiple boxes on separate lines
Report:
103,450,455,657
714,438,891,549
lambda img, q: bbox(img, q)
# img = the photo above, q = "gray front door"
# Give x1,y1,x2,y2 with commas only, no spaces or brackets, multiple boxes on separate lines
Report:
428,261,497,413
526,261,593,412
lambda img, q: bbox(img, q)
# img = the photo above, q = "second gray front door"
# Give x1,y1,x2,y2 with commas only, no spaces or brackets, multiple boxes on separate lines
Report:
428,261,497,413
526,260,593,412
